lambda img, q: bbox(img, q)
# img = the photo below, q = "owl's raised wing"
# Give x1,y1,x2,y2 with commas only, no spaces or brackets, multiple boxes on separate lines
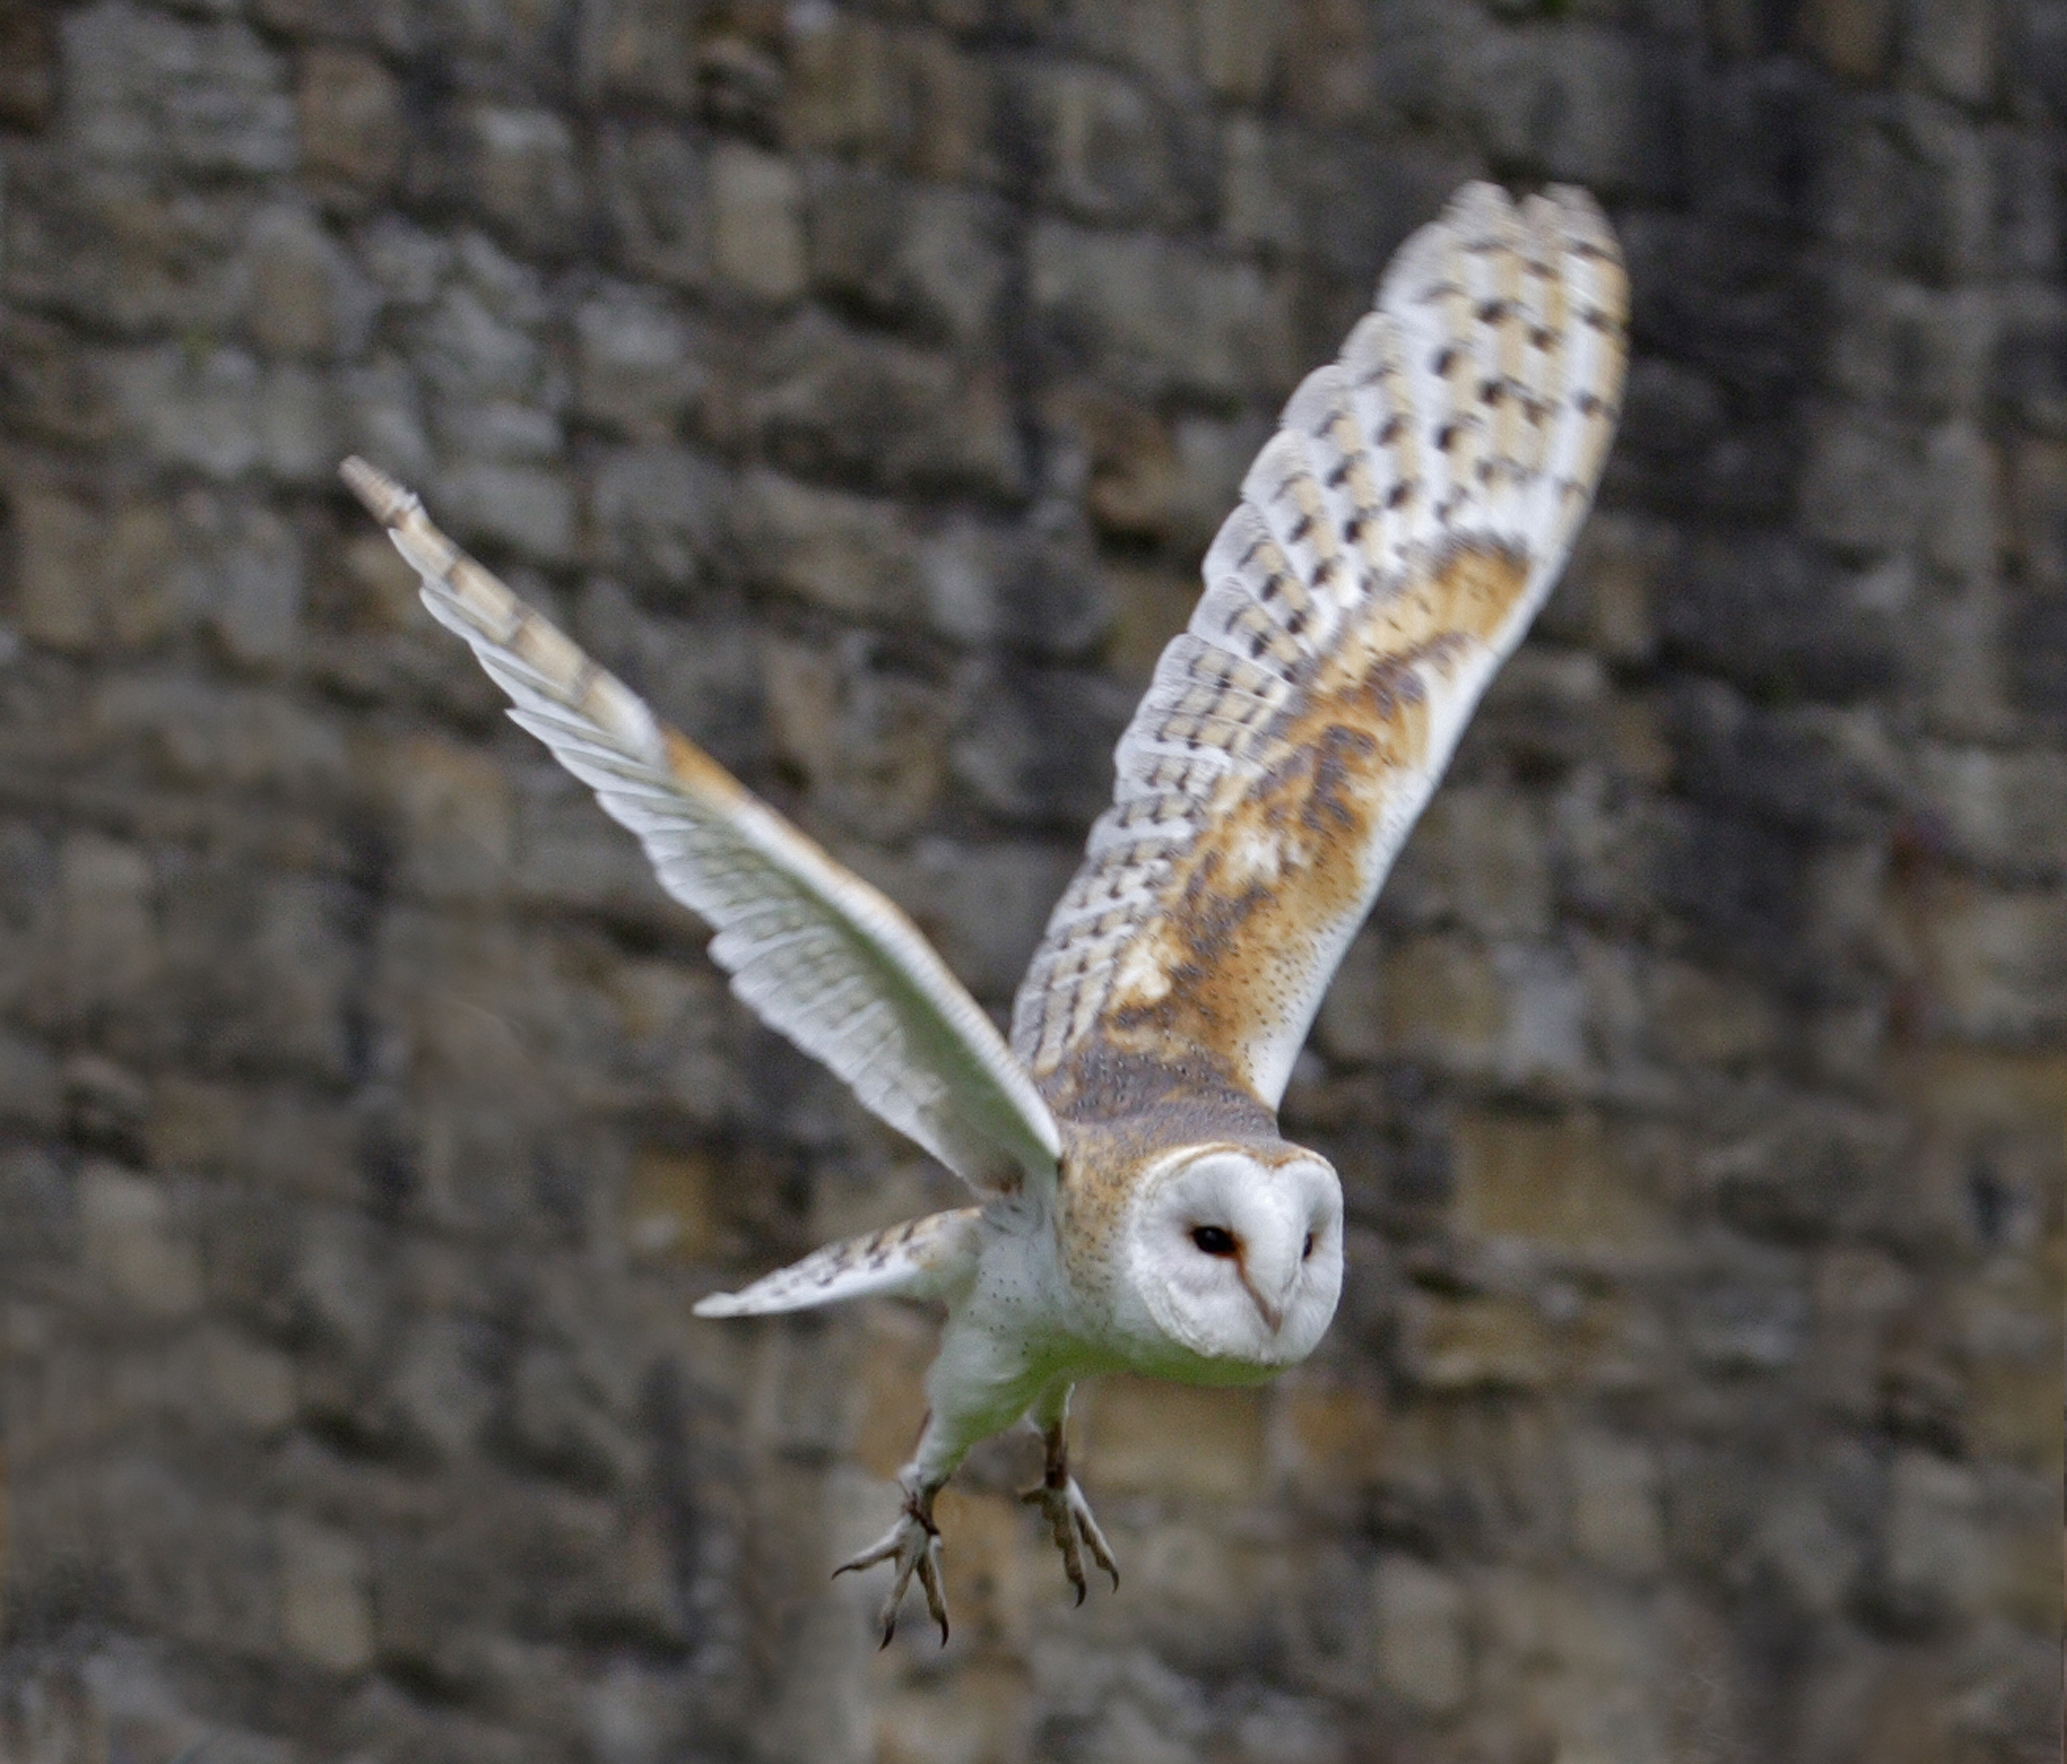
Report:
343,459,1059,1194
1012,183,1627,1115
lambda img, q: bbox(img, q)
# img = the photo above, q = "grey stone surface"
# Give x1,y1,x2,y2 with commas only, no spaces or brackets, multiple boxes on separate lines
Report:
1,3,2060,1763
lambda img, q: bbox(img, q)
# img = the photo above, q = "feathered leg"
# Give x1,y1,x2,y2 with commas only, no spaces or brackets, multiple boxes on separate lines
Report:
834,1320,1028,1648
1020,1383,1119,1603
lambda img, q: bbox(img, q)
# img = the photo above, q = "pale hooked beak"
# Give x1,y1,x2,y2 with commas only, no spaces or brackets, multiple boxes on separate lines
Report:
1239,1266,1288,1333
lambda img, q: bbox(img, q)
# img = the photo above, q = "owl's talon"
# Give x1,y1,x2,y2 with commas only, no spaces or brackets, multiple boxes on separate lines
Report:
1024,1421,1120,1601
835,1482,949,1648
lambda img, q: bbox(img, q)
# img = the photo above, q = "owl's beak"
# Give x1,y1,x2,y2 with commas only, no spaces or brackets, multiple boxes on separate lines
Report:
1241,1277,1285,1333
1238,1259,1294,1334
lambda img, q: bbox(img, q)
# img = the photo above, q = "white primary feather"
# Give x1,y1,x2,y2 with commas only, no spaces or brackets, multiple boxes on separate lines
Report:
340,457,1059,1195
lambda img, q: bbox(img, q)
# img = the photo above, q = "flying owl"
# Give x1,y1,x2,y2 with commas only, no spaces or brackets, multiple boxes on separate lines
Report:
343,181,1627,1646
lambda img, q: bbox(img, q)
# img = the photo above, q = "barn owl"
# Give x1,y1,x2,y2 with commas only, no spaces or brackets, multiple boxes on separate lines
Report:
343,181,1626,1646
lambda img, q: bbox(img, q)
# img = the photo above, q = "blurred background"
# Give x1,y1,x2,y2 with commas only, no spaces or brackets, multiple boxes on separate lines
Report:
0,0,2061,1759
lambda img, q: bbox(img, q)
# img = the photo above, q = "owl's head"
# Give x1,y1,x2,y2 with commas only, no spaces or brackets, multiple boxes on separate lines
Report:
1123,1142,1343,1378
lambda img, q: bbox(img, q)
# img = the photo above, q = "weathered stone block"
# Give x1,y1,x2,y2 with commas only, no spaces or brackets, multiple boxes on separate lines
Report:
739,468,922,621
1566,1431,1665,1578
11,485,178,652
81,1162,201,1317
1372,1556,1468,1714
711,142,806,302
1883,1449,1987,1620
63,1,296,175
1665,532,1901,700
1800,408,1925,556
874,1660,1034,1764
900,31,999,185
918,509,1112,657
1081,1374,1267,1501
433,461,576,565
1375,933,1504,1072
1919,744,2067,877
384,732,516,903
751,312,1022,498
1384,785,1552,939
761,636,950,840
277,1517,375,1672
1453,1112,1670,1256
199,1324,298,1432
1917,880,2067,1042
578,0,698,112
1030,221,1295,399
1197,0,1283,100
1401,1290,1551,1390
0,0,54,132
1828,275,1994,416
1800,0,1896,78
785,11,903,157
1817,101,1992,283
1648,958,1778,1070
1464,25,1660,196
1272,1372,1388,1506
1026,62,1181,226
297,46,401,195
1906,0,1996,105
949,664,1136,825
1549,510,1667,663
1682,1259,1809,1370
60,833,157,1028
806,168,1007,348
600,122,711,290
589,444,728,589
2004,435,2067,591
857,838,1072,1000
574,287,707,444
462,105,585,260
389,1314,498,1461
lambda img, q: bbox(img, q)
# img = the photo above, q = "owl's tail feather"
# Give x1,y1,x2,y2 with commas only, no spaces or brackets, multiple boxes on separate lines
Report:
692,1208,984,1317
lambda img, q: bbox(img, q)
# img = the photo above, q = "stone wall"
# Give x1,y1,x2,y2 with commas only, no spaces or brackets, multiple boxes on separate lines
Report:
0,0,2060,1760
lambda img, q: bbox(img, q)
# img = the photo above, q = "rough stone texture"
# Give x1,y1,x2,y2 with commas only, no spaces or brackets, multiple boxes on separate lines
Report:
0,1,2061,1762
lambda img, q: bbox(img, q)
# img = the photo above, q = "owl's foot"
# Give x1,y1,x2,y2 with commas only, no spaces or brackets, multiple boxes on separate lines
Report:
834,1478,949,1648
1022,1425,1120,1604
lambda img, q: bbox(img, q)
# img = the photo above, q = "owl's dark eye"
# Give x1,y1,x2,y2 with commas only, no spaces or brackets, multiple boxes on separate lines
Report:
1302,1232,1315,1260
1191,1225,1238,1257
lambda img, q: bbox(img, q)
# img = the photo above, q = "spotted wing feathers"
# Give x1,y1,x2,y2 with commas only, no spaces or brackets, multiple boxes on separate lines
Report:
692,1208,983,1317
1012,183,1626,1112
342,458,1060,1193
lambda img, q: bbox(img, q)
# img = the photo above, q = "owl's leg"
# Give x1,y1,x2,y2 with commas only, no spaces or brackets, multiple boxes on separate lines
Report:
1020,1384,1120,1603
833,1464,949,1649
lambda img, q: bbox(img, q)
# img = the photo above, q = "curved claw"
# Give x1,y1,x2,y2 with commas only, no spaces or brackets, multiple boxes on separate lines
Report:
1021,1474,1120,1603
834,1484,950,1648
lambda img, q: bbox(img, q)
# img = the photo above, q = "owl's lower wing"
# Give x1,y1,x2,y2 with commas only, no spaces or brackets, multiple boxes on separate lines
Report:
1012,183,1627,1112
344,459,1059,1194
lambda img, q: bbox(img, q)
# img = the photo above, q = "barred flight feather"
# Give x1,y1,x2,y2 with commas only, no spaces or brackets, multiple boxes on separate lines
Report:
1010,182,1628,1113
